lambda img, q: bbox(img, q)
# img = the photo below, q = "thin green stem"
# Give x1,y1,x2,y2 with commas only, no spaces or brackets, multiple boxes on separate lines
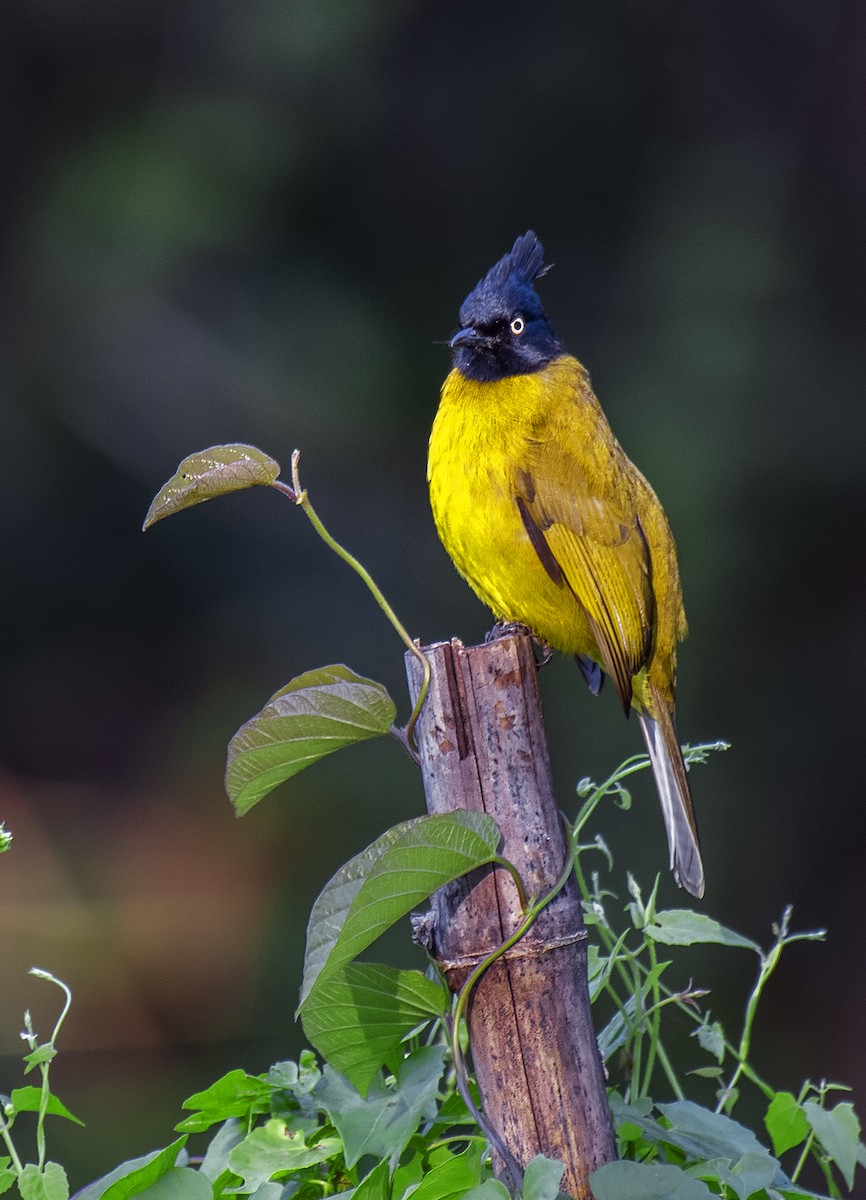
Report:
653,1039,685,1101
716,936,783,1113
628,955,644,1104
640,938,663,1097
490,856,530,912
0,1114,24,1175
27,971,73,1169
274,453,431,747
790,1132,815,1184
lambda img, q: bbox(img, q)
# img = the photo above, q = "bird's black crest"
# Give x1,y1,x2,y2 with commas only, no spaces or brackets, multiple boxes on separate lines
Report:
482,230,549,292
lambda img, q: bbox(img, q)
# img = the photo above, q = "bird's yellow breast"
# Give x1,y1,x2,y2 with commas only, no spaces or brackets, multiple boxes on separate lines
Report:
428,357,599,656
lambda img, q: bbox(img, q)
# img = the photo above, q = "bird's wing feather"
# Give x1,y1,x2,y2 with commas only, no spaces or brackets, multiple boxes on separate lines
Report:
516,445,654,710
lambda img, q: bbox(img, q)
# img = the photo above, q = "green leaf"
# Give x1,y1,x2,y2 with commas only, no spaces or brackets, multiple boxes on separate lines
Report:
299,811,501,1012
143,444,280,530
132,1170,212,1200
245,1185,283,1200
23,1045,56,1072
643,910,761,953
353,1160,390,1200
405,1146,484,1200
655,1101,768,1161
8,1088,84,1127
591,1159,714,1198
226,665,397,815
694,1020,725,1064
765,1092,810,1157
176,1069,273,1133
0,1166,15,1197
17,1164,69,1200
461,1183,510,1200
522,1155,565,1200
315,1044,445,1167
699,1151,778,1200
75,1138,188,1200
228,1120,342,1191
197,1119,245,1182
300,962,447,1095
803,1100,861,1189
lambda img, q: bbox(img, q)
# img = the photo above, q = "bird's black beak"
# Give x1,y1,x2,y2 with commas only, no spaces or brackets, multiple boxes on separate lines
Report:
449,326,482,349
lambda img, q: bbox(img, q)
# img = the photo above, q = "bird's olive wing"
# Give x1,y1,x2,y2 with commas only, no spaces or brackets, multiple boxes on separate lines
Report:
516,455,653,712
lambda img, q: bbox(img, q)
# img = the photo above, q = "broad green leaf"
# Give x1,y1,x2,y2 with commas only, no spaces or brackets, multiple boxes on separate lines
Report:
197,1119,245,1182
143,444,280,529
0,1165,15,1197
406,1146,484,1200
132,1170,211,1200
644,910,761,953
17,1164,69,1200
8,1087,84,1126
315,1045,445,1167
300,962,447,1095
226,666,397,815
246,1186,283,1200
75,1138,188,1200
228,1121,342,1191
299,811,501,1011
176,1069,272,1133
353,1160,390,1200
655,1101,767,1161
461,1184,511,1200
803,1100,861,1190
391,1146,425,1198
700,1151,778,1200
522,1155,565,1200
591,1159,713,1198
765,1092,809,1157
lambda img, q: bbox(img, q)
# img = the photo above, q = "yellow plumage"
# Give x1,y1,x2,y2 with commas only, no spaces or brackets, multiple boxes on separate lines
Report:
428,233,704,896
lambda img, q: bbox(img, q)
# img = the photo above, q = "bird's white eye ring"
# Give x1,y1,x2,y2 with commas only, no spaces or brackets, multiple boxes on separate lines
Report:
510,316,525,335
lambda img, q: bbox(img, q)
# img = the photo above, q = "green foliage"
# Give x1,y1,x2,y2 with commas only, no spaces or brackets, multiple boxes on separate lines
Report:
0,972,80,1200
11,751,861,1199
5,446,859,1200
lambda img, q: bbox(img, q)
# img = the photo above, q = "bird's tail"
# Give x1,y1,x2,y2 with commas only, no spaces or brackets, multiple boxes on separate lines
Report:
638,690,705,898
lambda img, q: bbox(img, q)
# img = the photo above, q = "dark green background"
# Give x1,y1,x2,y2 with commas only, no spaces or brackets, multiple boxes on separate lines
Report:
1,0,863,1186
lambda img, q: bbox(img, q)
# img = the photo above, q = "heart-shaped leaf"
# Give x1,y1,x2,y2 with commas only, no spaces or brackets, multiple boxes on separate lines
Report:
299,811,501,1012
226,665,397,815
300,963,447,1095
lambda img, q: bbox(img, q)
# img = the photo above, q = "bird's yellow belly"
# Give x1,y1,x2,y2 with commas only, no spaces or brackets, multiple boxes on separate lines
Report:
428,380,597,657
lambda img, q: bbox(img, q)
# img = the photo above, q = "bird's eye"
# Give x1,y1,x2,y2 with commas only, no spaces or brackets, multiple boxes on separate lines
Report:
510,317,525,335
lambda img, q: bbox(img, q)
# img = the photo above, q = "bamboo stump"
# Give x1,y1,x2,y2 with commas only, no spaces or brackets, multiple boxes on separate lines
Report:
406,633,616,1199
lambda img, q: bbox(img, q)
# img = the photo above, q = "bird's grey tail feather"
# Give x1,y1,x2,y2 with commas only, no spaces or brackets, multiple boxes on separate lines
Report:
638,704,705,899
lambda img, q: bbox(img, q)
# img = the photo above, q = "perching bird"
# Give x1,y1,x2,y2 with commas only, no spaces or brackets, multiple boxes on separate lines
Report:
428,231,704,897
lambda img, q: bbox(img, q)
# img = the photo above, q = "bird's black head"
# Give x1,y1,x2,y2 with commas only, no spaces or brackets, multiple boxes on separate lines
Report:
449,231,563,382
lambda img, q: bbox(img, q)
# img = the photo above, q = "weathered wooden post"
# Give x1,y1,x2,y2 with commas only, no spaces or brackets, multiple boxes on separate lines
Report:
406,632,617,1199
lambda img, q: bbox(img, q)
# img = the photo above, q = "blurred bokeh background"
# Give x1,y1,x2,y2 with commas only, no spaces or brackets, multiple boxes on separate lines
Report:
2,0,864,1186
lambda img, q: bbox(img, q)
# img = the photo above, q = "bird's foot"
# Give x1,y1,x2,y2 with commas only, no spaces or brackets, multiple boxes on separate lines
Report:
534,639,554,667
484,622,553,666
484,620,532,644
